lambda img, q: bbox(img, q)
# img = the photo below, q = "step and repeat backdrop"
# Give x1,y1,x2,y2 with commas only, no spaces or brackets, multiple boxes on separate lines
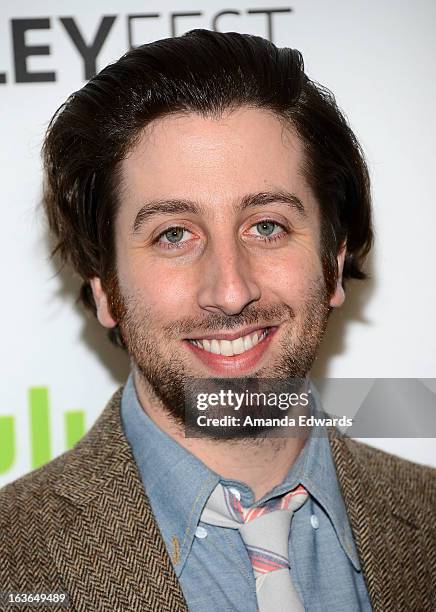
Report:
1,0,435,487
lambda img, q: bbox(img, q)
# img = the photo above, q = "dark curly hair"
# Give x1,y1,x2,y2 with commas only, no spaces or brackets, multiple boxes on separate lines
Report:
42,28,373,347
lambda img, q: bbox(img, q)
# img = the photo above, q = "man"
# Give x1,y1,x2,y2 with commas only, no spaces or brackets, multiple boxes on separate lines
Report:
0,29,434,612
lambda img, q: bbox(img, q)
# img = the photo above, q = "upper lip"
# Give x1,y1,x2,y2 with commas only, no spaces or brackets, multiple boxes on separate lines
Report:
186,324,276,342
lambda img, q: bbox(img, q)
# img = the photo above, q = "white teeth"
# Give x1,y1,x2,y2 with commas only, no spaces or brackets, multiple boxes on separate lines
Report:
243,334,253,351
210,339,220,354
189,328,269,356
220,340,234,356
232,337,245,355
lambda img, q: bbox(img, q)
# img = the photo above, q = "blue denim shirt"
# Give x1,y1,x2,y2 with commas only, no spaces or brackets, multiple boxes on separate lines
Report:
121,374,372,611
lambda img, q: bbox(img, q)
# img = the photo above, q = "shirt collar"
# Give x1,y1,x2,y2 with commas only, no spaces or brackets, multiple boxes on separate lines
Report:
121,373,361,574
299,382,362,571
121,374,219,576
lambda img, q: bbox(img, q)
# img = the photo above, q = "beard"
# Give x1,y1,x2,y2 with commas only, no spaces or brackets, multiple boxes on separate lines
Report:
109,275,331,439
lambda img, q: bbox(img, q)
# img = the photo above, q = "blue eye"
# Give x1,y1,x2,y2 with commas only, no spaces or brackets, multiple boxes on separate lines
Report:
256,220,277,236
156,226,193,248
154,219,288,251
250,219,286,241
163,227,186,243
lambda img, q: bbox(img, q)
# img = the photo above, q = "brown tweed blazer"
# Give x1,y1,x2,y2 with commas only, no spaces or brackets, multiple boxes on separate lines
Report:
0,388,435,612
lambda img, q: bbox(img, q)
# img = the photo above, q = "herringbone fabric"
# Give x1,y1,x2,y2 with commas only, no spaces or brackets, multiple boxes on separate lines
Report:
0,387,435,611
201,483,308,611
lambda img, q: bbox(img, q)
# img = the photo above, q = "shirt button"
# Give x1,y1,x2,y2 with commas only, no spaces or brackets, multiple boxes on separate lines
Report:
310,514,319,530
195,526,208,539
228,487,241,500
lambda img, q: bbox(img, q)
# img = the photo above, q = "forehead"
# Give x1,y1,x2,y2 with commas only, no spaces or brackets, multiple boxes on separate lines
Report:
118,106,316,221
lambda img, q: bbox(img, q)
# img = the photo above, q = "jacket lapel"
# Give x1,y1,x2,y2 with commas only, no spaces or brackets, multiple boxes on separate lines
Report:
328,427,432,612
45,389,188,612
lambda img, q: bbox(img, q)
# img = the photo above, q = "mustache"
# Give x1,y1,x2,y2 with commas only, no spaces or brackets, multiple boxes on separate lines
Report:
162,304,295,337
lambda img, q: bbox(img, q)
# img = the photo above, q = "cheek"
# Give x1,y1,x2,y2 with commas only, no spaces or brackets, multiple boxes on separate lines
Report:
119,258,197,319
255,246,323,304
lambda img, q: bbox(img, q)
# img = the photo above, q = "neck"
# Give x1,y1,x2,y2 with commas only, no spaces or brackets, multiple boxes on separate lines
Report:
133,371,309,501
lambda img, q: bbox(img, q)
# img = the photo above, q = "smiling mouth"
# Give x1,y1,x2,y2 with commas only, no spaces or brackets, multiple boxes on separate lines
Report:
187,327,272,357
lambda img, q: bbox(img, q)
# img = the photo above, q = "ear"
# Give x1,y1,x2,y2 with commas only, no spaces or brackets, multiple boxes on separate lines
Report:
329,241,347,308
89,277,117,328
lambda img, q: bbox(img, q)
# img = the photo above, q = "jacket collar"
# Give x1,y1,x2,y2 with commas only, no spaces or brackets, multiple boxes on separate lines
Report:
49,387,189,612
327,426,426,612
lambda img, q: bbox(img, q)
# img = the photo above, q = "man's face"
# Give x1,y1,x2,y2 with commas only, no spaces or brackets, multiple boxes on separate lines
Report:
92,107,345,425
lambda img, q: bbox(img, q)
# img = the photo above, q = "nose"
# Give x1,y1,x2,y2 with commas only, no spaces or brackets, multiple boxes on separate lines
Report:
196,242,261,315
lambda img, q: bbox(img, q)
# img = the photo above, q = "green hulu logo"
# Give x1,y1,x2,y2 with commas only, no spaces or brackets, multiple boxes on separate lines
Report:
0,387,86,475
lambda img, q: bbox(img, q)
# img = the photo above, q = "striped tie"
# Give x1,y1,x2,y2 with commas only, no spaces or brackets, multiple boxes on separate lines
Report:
200,483,308,611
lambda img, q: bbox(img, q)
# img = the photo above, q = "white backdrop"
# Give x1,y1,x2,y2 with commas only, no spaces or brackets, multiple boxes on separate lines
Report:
1,0,435,487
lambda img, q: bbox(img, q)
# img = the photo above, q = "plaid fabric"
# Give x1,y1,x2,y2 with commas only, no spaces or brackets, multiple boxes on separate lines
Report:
227,485,308,522
0,387,435,611
201,483,308,610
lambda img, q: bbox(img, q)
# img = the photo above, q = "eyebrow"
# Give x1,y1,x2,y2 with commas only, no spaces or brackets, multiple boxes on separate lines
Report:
131,190,307,234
